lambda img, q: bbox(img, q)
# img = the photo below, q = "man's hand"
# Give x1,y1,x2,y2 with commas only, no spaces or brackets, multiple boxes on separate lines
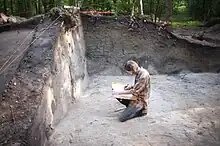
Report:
124,84,133,90
130,89,134,94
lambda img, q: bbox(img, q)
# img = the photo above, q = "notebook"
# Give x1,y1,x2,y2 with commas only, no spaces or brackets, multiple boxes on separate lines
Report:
111,82,136,100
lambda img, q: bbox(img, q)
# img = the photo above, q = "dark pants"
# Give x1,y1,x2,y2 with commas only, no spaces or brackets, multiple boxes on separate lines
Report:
119,104,146,122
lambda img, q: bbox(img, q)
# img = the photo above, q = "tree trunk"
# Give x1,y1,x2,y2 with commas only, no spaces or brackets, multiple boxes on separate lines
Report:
201,0,205,21
27,0,33,17
38,0,42,14
58,0,62,7
35,0,38,14
23,0,27,17
149,0,154,21
17,0,25,17
3,0,7,14
10,0,13,15
49,0,54,9
139,0,144,16
188,0,192,16
132,0,140,16
131,0,135,16
154,0,160,23
158,3,163,22
136,0,140,15
166,0,172,22
42,0,50,13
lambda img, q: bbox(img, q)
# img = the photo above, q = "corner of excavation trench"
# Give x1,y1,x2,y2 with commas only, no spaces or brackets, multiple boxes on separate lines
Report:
0,8,220,146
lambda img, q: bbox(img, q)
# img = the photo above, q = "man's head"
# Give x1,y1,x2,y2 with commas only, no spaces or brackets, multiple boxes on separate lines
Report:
124,60,140,75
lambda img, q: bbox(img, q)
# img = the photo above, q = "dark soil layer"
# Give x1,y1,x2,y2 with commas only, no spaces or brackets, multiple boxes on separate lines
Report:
81,15,220,75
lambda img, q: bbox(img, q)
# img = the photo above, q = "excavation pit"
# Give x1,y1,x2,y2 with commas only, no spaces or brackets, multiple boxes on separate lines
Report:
0,10,220,146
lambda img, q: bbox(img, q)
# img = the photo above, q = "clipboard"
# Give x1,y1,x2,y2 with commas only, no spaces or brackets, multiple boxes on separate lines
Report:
112,82,137,107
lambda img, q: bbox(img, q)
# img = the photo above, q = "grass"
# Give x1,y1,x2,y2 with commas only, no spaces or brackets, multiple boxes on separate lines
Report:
171,20,200,28
171,0,201,28
171,15,201,28
142,13,200,29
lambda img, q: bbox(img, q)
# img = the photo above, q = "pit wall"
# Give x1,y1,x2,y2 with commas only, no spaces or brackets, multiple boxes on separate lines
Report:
29,13,88,145
82,15,220,75
0,11,87,146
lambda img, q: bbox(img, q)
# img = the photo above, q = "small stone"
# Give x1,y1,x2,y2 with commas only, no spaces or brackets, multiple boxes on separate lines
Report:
122,133,128,136
69,139,73,143
23,125,28,130
2,96,5,100
11,142,21,146
13,82,16,86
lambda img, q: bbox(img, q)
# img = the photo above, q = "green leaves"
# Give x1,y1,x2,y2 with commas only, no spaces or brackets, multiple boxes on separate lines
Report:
0,0,218,22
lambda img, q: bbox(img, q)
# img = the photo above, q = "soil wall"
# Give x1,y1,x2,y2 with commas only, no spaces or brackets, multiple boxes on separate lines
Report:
82,15,220,75
0,10,88,146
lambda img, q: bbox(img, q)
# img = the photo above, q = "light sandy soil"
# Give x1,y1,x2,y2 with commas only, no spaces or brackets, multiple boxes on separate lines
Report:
48,69,220,146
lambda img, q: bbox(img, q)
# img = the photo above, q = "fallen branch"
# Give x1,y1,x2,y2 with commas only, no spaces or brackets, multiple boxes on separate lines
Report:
169,31,220,48
0,14,44,33
0,13,9,23
80,10,114,16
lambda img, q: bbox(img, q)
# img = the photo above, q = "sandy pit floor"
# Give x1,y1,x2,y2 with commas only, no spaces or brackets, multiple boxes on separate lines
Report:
48,70,220,146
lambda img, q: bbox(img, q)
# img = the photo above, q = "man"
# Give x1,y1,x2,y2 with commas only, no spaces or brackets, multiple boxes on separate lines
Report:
115,60,151,122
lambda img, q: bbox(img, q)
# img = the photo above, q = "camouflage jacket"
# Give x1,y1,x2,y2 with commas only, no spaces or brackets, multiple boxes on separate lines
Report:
130,67,151,109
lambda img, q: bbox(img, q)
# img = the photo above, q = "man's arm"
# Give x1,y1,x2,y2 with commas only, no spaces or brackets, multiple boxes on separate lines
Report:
132,77,148,95
114,77,148,95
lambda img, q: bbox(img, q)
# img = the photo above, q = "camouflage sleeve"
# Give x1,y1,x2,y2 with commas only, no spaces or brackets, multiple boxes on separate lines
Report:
132,77,147,95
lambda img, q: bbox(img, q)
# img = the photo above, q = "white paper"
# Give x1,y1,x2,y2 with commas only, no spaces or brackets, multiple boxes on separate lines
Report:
111,82,133,99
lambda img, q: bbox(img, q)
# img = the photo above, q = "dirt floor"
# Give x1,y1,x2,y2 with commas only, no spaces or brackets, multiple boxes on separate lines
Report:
48,71,220,146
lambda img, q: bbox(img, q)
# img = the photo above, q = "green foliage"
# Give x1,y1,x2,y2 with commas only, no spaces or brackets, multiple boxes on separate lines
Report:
173,0,188,15
115,0,132,15
171,15,200,28
188,0,220,21
0,0,219,28
80,0,113,11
